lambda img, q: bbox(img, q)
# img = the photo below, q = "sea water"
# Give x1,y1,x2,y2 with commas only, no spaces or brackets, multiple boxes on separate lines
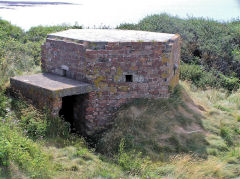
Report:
0,0,239,30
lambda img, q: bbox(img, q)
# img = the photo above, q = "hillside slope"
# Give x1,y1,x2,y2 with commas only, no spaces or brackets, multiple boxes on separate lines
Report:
1,81,240,178
98,84,207,159
97,81,240,178
0,16,240,178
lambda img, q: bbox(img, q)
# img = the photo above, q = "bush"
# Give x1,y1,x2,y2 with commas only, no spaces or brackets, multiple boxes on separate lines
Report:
180,63,239,91
0,92,7,117
11,98,71,140
45,115,71,139
0,134,10,167
0,117,51,178
118,13,240,84
237,116,240,122
24,25,81,42
24,41,42,65
0,39,35,85
0,20,82,85
117,139,143,175
180,64,206,86
0,19,24,41
219,73,240,91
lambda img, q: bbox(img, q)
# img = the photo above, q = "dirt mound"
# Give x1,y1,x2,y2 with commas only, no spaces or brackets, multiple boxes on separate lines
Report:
97,86,208,160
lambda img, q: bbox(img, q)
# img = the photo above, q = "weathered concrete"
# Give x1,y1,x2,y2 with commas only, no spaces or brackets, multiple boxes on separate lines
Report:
10,73,94,97
48,29,176,42
10,73,94,116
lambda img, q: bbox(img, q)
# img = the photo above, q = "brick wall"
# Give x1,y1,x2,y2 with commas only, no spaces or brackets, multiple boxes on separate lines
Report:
41,36,181,134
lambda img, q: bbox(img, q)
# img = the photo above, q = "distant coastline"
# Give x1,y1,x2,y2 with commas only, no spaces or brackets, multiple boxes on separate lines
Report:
0,0,239,30
0,1,77,9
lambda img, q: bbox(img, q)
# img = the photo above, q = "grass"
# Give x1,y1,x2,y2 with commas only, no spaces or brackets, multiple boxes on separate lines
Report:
0,117,51,178
1,81,240,178
98,85,208,160
0,97,128,178
97,81,240,178
0,14,240,178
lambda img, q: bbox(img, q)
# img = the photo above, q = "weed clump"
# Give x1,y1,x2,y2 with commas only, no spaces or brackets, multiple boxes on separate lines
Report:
11,97,71,140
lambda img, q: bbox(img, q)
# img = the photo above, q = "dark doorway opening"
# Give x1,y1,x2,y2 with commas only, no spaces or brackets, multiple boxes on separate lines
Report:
59,95,76,131
59,94,88,133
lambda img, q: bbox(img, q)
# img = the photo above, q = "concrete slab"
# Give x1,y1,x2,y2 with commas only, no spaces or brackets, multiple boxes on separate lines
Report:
10,73,94,97
47,29,176,43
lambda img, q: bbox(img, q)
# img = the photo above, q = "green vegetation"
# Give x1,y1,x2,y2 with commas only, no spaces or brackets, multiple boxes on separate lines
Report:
0,19,82,87
98,85,207,159
2,81,240,178
180,63,239,91
0,15,240,178
118,14,240,91
0,116,51,178
0,96,127,178
97,82,240,178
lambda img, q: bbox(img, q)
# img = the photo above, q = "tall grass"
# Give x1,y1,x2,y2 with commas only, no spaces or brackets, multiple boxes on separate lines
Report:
0,15,240,178
98,85,208,160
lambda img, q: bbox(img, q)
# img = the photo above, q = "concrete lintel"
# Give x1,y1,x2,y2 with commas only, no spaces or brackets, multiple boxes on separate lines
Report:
10,73,95,97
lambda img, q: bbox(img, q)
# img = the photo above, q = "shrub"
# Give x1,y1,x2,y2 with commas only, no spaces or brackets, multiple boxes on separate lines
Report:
0,134,10,167
0,21,82,85
25,25,81,42
11,98,70,140
24,41,42,65
0,39,35,85
0,117,51,178
0,19,24,41
118,14,240,87
117,139,143,175
45,115,71,138
219,73,240,91
180,63,239,91
0,92,7,117
180,64,206,86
